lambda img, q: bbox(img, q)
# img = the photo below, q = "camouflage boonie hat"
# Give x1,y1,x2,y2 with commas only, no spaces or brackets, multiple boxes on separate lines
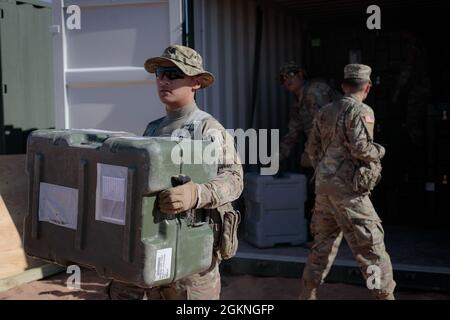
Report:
344,64,372,81
144,45,215,88
279,61,303,75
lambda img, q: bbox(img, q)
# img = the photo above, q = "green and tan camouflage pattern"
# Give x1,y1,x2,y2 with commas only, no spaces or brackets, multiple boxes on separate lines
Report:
144,45,215,88
280,81,339,160
279,61,303,75
344,63,372,81
302,194,396,299
306,94,384,197
302,93,396,300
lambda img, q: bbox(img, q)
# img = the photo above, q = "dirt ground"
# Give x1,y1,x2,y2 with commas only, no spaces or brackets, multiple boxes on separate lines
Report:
0,268,449,300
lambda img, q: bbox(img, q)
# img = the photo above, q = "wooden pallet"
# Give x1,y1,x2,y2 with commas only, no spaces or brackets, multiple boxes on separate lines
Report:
0,263,65,293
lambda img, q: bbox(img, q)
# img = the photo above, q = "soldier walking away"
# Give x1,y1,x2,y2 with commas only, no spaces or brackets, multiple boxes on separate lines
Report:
278,62,339,244
300,64,396,300
108,45,244,300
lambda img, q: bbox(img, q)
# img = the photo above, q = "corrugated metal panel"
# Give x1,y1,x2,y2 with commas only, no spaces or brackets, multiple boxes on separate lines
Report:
18,3,54,130
194,0,302,132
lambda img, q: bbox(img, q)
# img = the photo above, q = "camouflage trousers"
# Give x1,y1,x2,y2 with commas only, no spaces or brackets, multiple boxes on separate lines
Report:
109,256,221,300
302,193,396,299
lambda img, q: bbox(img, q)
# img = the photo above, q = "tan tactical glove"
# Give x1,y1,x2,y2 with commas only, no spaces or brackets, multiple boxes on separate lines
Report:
158,181,199,214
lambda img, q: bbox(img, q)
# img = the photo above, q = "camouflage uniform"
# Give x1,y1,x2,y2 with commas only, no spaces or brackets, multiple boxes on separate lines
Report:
279,62,339,162
109,45,243,300
279,62,339,239
301,64,396,300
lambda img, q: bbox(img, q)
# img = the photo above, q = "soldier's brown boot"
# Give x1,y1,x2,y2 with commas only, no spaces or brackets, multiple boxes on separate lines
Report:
160,285,185,300
299,280,318,300
108,280,146,300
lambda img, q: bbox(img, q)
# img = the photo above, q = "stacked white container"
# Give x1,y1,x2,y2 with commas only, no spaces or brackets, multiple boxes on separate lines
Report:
243,172,308,248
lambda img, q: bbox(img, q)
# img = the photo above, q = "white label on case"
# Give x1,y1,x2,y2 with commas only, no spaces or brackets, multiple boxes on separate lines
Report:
39,183,78,230
154,248,172,282
95,164,128,226
101,176,125,202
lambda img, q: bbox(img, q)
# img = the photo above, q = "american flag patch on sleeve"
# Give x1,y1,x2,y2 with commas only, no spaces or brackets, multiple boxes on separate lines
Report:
364,114,375,124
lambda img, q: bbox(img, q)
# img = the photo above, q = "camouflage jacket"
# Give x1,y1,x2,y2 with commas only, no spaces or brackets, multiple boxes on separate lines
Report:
305,94,385,195
143,103,243,209
280,81,339,159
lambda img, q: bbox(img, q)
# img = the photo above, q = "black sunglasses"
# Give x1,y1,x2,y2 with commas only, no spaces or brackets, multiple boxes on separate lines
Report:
279,70,300,84
155,66,186,81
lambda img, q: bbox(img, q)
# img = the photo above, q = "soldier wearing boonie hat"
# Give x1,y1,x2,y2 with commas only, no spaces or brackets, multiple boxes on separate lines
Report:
278,61,308,79
144,45,215,88
277,61,340,246
108,45,243,301
299,63,396,300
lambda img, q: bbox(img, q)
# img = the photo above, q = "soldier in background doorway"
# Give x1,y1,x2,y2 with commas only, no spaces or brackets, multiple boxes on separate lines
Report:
278,62,340,244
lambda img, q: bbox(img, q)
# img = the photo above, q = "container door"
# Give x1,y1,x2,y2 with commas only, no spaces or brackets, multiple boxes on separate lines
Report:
52,0,183,135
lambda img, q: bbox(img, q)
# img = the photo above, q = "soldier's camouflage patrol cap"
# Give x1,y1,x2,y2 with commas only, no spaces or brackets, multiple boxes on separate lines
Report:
344,64,372,81
144,45,215,88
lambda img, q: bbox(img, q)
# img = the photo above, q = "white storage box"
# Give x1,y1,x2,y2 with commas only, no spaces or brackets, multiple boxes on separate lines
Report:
243,172,308,248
